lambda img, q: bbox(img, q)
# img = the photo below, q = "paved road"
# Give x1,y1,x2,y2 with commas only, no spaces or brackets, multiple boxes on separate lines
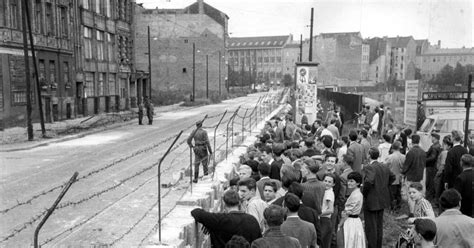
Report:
0,91,280,247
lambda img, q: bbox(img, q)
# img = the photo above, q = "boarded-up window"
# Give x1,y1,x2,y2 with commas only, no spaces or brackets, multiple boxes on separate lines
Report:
85,72,94,97
108,73,116,95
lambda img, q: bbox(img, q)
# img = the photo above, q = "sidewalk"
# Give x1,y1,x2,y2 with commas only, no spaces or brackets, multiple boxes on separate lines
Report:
0,102,187,152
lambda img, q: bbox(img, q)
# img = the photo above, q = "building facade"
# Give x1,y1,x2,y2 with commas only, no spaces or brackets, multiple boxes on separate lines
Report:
419,48,474,80
1,0,76,127
75,0,135,115
228,35,296,85
134,0,228,103
303,32,370,87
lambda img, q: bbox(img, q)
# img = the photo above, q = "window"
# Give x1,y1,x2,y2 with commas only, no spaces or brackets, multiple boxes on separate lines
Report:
45,3,54,35
184,39,188,43
10,1,20,29
38,60,46,80
95,0,102,14
85,73,94,97
63,62,69,84
49,61,56,85
34,1,43,33
96,31,105,60
107,33,114,62
83,0,90,9
108,73,116,95
12,87,27,105
401,63,403,69
182,68,187,73
98,73,105,95
0,0,5,27
257,57,262,63
59,6,68,37
270,57,275,63
84,27,92,59
105,0,111,17
276,57,281,63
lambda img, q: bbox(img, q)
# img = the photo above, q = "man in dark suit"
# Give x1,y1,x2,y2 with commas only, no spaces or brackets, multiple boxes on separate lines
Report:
454,154,473,217
363,147,396,248
347,130,364,172
281,193,318,248
287,182,321,246
191,189,262,247
444,131,468,189
301,159,326,216
402,134,426,213
425,133,442,201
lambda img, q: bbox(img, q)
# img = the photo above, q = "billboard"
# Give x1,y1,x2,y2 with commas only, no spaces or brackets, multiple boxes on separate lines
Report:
404,80,419,127
295,63,319,125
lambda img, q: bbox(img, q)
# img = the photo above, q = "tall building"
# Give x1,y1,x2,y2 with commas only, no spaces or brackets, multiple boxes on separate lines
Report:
1,0,76,127
228,35,296,85
74,0,135,115
303,32,370,87
420,47,474,80
134,0,228,103
386,36,417,81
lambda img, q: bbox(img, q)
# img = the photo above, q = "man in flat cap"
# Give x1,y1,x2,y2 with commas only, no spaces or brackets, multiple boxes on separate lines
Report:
425,133,441,201
187,120,212,183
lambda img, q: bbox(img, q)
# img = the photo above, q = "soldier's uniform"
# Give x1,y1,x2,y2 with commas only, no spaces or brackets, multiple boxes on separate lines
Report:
138,103,144,125
187,121,212,183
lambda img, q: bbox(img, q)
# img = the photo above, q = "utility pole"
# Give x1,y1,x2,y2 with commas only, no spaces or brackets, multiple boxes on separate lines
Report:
21,0,33,140
218,50,221,96
206,54,209,99
192,42,195,101
309,8,314,61
465,74,472,148
147,26,152,101
299,34,303,62
24,0,45,136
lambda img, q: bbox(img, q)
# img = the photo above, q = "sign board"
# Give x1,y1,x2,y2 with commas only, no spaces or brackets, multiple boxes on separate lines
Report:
404,80,419,127
295,63,319,125
422,91,473,101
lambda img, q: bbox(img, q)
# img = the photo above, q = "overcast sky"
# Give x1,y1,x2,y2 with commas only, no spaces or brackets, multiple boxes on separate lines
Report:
138,0,473,48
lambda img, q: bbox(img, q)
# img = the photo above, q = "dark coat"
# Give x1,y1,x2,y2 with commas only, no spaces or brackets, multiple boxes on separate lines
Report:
298,205,322,246
426,141,441,168
301,178,326,215
270,159,284,181
347,141,364,172
402,145,426,182
444,144,468,188
281,217,317,248
251,227,301,248
362,161,395,211
191,209,262,248
454,168,473,217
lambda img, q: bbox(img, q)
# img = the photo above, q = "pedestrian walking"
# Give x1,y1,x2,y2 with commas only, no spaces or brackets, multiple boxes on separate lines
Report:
434,135,451,205
425,133,441,201
187,120,212,183
138,101,144,125
401,134,426,214
347,130,364,172
443,130,468,189
385,141,405,210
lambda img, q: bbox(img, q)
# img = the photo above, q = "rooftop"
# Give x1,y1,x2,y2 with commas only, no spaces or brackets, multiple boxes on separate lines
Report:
228,35,291,49
422,48,474,55
387,36,414,47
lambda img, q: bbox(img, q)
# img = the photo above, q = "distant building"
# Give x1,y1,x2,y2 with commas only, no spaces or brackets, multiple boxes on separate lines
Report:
76,0,135,114
415,39,431,69
420,47,474,80
228,35,297,85
1,0,76,127
386,36,417,81
366,37,389,84
303,32,370,87
134,0,228,102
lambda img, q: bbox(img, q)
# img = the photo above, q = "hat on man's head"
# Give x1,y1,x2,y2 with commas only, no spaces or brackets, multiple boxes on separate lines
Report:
430,133,440,140
196,120,204,126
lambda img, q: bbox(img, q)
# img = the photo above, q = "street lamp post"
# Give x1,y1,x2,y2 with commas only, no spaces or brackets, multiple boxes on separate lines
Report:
147,26,152,101
206,54,209,99
192,42,196,102
218,50,221,97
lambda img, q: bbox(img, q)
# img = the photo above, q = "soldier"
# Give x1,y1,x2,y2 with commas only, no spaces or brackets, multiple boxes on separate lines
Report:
145,99,154,125
138,100,144,125
187,120,213,183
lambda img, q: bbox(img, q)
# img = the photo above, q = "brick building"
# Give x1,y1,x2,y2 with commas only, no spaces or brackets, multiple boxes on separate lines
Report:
303,32,370,88
228,35,297,85
134,0,228,103
75,0,135,115
1,0,76,127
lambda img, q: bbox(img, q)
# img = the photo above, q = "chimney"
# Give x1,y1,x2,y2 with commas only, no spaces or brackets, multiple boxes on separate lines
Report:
437,40,441,48
198,0,204,14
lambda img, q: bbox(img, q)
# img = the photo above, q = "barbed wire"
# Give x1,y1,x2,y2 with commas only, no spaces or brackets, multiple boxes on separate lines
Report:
0,133,181,215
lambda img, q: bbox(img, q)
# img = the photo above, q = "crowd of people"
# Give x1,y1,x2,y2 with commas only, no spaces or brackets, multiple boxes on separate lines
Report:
190,103,474,248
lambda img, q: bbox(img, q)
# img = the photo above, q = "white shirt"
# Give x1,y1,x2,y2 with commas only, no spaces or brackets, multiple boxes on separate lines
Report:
321,128,333,138
371,113,379,131
321,188,334,218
